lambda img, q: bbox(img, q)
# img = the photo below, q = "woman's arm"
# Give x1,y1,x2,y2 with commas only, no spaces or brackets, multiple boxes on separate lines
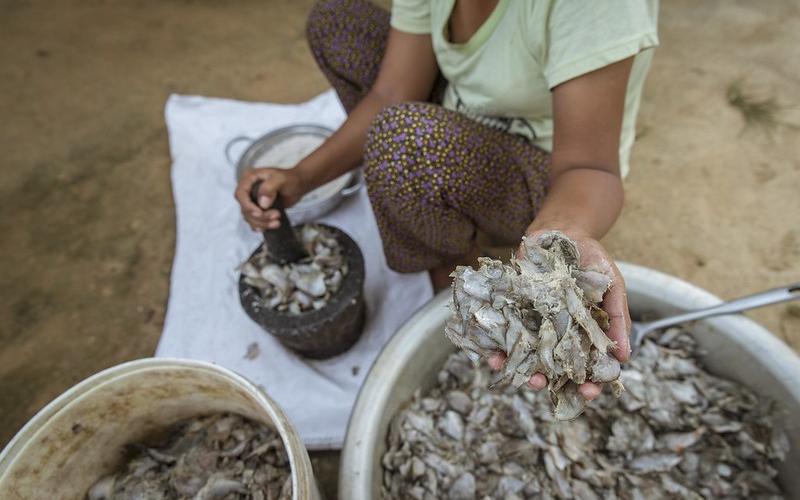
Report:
296,29,440,191
531,57,633,238
236,29,439,229
524,57,635,399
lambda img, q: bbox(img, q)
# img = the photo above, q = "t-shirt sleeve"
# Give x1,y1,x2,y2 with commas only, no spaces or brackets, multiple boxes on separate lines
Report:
542,0,659,89
390,0,432,35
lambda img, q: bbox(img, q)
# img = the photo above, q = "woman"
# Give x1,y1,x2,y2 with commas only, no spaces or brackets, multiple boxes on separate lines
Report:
235,0,658,399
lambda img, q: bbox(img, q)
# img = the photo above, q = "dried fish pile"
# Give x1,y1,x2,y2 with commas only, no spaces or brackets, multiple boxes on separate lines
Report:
382,331,789,499
447,231,620,420
87,413,292,500
241,224,348,315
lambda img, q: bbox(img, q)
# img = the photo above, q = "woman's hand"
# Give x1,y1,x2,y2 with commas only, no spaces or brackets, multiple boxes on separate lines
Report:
234,167,308,230
489,230,631,400
231,29,439,233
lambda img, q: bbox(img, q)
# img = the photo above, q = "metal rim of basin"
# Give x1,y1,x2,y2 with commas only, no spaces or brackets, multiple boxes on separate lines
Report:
338,262,800,499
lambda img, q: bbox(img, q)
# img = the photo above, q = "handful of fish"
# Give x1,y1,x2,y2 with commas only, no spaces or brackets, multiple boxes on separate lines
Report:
447,231,620,420
87,413,292,500
240,224,348,315
382,330,789,499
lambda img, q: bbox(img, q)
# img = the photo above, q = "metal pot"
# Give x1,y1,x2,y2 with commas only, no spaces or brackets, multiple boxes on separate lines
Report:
226,124,363,224
339,263,800,499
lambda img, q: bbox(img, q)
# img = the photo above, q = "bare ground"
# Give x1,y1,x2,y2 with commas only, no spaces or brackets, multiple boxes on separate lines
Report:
1,0,798,497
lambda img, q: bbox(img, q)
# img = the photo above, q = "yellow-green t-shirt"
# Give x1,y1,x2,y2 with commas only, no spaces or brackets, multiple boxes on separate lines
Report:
391,0,659,177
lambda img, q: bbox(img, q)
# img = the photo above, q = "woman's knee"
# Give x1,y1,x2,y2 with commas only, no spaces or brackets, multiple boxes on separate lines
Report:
365,102,438,158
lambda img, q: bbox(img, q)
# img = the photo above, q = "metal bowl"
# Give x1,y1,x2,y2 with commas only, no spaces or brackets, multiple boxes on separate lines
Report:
226,124,363,224
339,263,800,498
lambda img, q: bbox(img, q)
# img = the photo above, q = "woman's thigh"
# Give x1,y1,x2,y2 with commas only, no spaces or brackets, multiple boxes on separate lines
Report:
305,0,390,112
365,102,551,246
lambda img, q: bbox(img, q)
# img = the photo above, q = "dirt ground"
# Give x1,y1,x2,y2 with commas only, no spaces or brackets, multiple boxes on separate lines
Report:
0,0,798,497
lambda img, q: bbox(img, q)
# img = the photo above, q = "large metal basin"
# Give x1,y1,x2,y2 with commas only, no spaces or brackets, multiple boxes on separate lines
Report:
340,262,800,499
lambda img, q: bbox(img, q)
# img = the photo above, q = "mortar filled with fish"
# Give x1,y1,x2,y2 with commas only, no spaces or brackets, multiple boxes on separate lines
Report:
240,224,352,316
239,222,366,359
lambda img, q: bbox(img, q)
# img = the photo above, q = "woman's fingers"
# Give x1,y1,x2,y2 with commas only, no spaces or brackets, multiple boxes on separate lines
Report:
235,169,284,214
243,211,281,231
488,356,600,400
488,354,546,392
242,211,267,230
253,171,280,207
578,381,602,400
528,373,547,390
527,374,601,400
603,263,632,362
487,353,506,370
234,172,262,214
241,202,279,224
252,209,280,223
236,169,287,230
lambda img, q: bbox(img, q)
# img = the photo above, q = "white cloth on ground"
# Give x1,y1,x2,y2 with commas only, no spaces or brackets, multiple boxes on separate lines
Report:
157,90,434,449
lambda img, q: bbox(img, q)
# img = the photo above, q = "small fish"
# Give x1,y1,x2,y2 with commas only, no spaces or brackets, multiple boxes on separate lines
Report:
86,476,114,500
192,475,247,500
448,472,476,500
86,414,292,500
241,223,348,314
244,342,260,360
629,453,683,472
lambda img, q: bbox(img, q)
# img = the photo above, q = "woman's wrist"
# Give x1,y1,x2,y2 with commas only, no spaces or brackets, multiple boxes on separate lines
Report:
292,158,321,195
293,146,354,194
526,167,623,242
525,221,591,241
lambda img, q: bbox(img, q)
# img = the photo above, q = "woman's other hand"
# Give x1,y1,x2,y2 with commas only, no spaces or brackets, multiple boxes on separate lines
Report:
232,28,439,233
234,167,308,230
489,230,631,401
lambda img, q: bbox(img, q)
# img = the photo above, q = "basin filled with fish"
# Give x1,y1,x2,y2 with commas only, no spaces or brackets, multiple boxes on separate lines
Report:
381,335,788,499
0,359,320,500
340,263,800,499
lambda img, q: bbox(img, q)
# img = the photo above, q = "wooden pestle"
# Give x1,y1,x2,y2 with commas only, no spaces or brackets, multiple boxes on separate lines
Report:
250,180,308,265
